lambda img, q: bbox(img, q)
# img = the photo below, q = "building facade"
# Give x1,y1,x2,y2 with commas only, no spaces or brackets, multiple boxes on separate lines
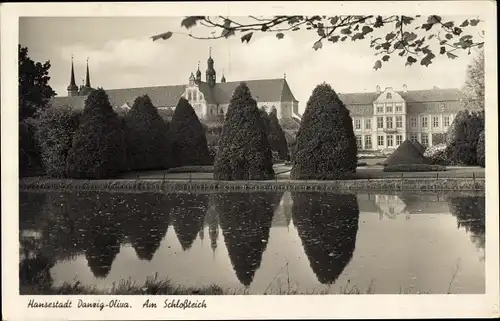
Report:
339,85,463,151
52,49,301,121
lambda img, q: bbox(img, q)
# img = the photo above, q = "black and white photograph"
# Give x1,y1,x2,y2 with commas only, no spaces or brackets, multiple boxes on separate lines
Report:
2,1,499,320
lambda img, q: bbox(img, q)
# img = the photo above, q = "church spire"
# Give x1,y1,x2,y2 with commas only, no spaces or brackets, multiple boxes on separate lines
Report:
206,47,216,87
85,57,91,88
67,55,79,96
195,61,202,83
221,69,226,83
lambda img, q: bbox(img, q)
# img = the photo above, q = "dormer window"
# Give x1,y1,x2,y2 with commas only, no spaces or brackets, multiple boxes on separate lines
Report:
386,93,392,99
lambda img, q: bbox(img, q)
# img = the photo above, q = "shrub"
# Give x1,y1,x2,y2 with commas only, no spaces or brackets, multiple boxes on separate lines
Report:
268,109,290,161
383,164,446,172
385,140,430,166
476,130,485,167
290,83,357,180
431,133,447,145
446,110,484,165
124,95,171,171
214,82,275,180
424,143,449,165
19,119,44,177
65,88,128,179
170,98,211,167
34,106,81,177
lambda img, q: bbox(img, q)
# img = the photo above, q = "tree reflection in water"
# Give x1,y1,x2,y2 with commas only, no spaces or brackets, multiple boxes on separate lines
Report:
448,196,485,252
214,192,283,287
122,194,171,261
169,193,209,251
292,192,360,285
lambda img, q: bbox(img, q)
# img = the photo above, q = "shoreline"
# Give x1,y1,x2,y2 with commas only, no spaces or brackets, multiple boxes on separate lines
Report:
19,176,485,193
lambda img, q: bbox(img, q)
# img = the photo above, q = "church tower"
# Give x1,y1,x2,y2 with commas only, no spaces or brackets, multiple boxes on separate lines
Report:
206,47,216,87
195,61,202,84
79,58,94,96
221,69,226,83
67,55,79,97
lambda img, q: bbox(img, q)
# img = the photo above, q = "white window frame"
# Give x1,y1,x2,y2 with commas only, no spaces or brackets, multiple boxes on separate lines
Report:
396,116,403,128
387,135,394,147
444,115,450,127
386,116,393,129
396,134,403,146
433,116,439,128
421,116,428,128
355,119,361,130
365,135,372,149
377,135,384,146
365,118,372,130
377,116,384,129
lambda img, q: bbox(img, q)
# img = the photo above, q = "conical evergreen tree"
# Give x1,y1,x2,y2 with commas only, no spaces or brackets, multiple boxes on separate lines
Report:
125,95,171,170
291,83,357,179
170,97,211,166
214,83,275,180
268,109,290,161
66,88,128,178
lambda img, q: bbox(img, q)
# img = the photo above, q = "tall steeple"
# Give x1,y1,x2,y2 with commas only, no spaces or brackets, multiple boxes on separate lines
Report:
206,47,216,87
195,61,202,84
221,69,226,83
67,55,79,96
85,57,91,88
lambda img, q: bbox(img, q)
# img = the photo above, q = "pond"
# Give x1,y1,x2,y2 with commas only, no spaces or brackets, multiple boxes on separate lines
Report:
19,190,485,294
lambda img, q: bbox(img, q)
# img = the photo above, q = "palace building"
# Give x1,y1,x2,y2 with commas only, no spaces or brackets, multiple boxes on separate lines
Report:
51,48,301,122
338,85,463,151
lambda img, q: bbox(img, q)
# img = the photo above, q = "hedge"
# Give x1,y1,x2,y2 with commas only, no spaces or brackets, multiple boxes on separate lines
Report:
383,164,447,172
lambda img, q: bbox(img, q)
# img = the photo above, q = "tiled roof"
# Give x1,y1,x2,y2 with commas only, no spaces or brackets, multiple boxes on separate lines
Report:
339,88,463,117
51,78,298,110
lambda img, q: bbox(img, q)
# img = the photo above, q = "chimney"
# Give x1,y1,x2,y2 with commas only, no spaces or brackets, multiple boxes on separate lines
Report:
376,85,381,93
403,84,408,93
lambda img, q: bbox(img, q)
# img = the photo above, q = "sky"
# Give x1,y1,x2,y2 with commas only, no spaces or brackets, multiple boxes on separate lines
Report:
19,16,482,113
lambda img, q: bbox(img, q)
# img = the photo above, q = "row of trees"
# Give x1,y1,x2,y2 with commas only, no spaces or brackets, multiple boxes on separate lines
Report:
29,89,215,179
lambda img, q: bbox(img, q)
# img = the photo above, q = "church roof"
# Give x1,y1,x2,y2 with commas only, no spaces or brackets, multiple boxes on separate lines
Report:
51,78,298,109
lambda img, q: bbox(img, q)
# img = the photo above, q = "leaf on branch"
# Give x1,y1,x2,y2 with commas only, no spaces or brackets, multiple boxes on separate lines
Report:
341,27,352,35
427,15,442,24
478,43,484,49
453,27,463,35
440,46,446,55
428,34,435,40
151,31,173,41
262,25,269,32
276,33,285,39
394,41,404,50
385,32,396,41
341,36,348,41
352,33,365,41
405,56,417,66
330,16,339,26
354,24,360,31
221,28,235,38
421,52,436,67
382,55,390,62
373,60,382,71
329,35,340,43
421,23,434,31
406,32,418,42
470,19,480,26
446,52,458,59
313,40,323,51
241,32,253,43
443,21,454,28
180,16,205,29
445,33,453,40
374,16,384,28
292,27,301,31
402,16,414,25
440,40,447,45
460,20,469,27
317,27,326,37
399,50,406,57
362,26,374,35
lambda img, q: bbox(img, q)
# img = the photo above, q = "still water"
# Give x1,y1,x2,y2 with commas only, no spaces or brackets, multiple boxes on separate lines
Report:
19,190,485,294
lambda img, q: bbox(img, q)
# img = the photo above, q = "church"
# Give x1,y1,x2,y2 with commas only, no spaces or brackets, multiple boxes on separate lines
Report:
50,48,302,122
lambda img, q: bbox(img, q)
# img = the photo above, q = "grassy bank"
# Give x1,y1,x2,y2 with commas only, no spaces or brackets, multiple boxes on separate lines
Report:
21,275,435,295
20,176,485,193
